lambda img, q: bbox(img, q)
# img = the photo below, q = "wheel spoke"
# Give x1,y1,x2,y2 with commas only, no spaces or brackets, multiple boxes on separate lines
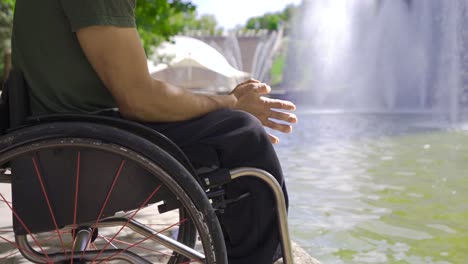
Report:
1,136,222,263
99,234,118,249
0,199,12,205
97,219,188,264
92,184,162,261
0,235,48,262
38,230,69,244
32,156,68,257
0,250,20,261
80,159,126,260
0,193,51,262
71,151,81,264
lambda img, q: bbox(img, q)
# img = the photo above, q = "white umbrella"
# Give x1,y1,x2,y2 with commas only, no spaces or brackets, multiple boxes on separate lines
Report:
149,36,249,79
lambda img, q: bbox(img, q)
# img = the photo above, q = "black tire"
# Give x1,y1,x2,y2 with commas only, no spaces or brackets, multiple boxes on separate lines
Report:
0,122,227,264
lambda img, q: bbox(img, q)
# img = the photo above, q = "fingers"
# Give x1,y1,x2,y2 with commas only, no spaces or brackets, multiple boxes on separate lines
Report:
263,119,293,134
270,110,298,124
237,80,271,94
254,83,271,95
267,133,280,144
265,98,296,111
238,78,261,87
232,80,269,98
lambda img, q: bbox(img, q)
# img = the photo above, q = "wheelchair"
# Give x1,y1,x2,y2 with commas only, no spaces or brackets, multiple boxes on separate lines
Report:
0,71,293,263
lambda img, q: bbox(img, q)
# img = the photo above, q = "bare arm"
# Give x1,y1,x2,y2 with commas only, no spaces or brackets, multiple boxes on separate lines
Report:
76,26,236,122
76,25,297,143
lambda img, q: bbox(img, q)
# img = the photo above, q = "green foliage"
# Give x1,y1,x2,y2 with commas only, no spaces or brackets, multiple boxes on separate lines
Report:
135,1,223,53
244,4,298,32
0,0,14,50
135,0,196,53
243,4,299,86
270,54,285,86
186,13,222,35
246,13,281,31
0,0,14,82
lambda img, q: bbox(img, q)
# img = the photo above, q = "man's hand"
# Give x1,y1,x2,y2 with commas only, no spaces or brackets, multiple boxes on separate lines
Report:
231,79,298,144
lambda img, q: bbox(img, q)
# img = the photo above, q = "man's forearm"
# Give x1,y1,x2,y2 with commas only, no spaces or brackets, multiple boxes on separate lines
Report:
119,79,237,122
75,26,242,123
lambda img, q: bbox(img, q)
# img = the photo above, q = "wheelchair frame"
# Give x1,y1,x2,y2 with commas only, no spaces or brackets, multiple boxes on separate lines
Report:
0,71,293,264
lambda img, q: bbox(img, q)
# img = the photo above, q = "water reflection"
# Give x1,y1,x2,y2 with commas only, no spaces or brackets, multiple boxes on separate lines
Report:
274,110,467,264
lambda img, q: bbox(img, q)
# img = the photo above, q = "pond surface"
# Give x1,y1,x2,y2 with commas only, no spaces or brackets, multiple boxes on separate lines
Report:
274,109,468,264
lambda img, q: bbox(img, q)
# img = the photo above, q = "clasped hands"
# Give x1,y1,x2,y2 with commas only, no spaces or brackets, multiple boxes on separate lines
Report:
231,79,298,144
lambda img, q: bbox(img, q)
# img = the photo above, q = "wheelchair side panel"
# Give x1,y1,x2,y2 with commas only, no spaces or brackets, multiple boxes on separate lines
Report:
11,147,172,235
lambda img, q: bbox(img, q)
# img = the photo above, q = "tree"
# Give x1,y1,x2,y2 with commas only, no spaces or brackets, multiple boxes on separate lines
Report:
244,4,298,33
0,0,14,84
137,2,223,53
136,0,196,53
162,10,222,36
181,13,222,35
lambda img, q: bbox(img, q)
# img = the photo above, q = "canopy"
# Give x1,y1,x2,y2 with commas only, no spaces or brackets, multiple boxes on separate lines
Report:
148,36,249,79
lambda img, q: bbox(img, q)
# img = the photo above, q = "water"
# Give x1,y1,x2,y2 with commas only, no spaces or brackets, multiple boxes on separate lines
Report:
280,2,468,260
219,30,283,81
274,110,468,264
285,0,468,121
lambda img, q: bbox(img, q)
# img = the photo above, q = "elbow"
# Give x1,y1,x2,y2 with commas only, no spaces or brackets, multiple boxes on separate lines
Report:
112,80,154,121
118,104,142,121
116,94,154,121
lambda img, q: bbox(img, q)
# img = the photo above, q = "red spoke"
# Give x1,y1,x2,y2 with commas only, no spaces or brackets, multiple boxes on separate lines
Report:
145,223,178,226
0,193,51,261
99,233,174,256
71,151,81,264
0,236,48,262
89,244,98,264
80,159,126,260
38,230,70,244
91,243,110,264
0,199,12,204
97,219,188,264
32,157,68,257
92,185,162,261
0,250,20,261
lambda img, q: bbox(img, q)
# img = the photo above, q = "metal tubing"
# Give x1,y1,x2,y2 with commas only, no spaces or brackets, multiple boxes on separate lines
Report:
230,168,294,264
73,228,92,253
16,235,151,264
98,218,205,262
15,218,205,263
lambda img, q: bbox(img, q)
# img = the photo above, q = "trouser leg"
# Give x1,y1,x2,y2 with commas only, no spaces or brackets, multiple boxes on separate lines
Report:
141,109,288,264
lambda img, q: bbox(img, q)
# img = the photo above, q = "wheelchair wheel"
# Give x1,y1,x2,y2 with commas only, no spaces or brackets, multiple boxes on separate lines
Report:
0,122,227,263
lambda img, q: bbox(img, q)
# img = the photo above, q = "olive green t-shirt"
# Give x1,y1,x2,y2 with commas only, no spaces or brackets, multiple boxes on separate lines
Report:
12,0,136,115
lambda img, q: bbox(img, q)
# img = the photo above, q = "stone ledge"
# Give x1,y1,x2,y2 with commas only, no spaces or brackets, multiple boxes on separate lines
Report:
275,241,321,264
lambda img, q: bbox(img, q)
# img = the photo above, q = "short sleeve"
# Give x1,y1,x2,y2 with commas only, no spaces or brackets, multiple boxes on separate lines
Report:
60,0,136,32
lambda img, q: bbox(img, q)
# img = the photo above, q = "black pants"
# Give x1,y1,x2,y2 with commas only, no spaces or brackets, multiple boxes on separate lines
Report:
140,109,289,264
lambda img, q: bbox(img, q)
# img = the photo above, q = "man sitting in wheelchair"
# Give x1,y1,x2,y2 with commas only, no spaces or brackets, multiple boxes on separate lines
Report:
2,0,298,263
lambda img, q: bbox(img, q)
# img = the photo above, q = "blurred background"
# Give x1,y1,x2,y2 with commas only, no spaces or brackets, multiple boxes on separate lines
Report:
1,0,468,263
